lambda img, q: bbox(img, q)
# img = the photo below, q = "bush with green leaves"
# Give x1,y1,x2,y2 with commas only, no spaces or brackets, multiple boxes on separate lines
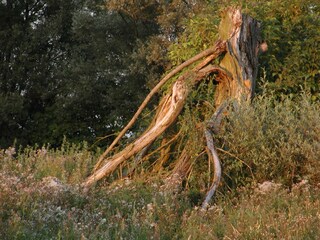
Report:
218,88,320,189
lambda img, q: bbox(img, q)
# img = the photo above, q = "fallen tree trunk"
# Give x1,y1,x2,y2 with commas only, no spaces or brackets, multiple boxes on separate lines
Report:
82,7,263,206
93,40,226,172
82,57,226,189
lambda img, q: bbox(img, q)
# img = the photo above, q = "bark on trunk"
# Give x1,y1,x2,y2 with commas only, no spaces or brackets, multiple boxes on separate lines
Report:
215,8,261,107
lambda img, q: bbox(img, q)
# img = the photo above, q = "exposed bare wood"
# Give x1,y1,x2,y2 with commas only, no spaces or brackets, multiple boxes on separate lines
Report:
83,75,189,189
85,49,228,189
163,148,192,192
94,40,226,171
215,9,261,107
85,61,229,189
83,7,262,201
202,128,221,209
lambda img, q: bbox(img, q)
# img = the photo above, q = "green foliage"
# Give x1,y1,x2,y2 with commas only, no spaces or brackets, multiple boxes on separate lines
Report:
218,89,320,188
0,0,77,147
167,0,320,98
165,88,320,194
0,0,152,148
168,14,220,65
246,0,320,97
49,5,150,146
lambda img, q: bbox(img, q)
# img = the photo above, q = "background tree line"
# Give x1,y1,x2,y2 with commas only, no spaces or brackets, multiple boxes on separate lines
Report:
0,0,319,148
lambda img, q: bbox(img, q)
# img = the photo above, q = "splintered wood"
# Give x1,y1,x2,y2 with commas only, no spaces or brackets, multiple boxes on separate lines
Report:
83,7,262,208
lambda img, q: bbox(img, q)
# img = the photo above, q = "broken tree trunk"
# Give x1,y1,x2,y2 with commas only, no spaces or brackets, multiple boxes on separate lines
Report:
215,8,261,107
164,8,262,204
201,8,261,207
82,41,227,189
82,7,262,206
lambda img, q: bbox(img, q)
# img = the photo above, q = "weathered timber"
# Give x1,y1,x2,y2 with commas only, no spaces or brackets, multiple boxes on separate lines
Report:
82,7,262,205
163,8,261,197
215,8,261,107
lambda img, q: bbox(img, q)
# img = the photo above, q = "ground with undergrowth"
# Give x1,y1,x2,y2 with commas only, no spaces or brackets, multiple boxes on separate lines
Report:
1,169,320,239
1,92,320,239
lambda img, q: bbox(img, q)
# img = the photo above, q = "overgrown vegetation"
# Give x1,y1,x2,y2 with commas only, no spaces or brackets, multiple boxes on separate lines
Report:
1,0,319,238
1,0,319,148
88,0,319,197
1,90,319,239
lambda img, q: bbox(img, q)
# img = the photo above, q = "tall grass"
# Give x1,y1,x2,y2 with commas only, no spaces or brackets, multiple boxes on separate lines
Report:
0,139,97,184
0,91,319,239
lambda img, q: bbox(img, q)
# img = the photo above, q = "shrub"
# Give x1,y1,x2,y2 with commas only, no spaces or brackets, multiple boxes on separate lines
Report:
218,90,320,189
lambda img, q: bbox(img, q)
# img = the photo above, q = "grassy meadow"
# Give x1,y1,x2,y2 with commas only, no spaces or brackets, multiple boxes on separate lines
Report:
1,92,320,239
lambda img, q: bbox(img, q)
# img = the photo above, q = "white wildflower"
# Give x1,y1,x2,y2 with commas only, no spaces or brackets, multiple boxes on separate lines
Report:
256,181,282,194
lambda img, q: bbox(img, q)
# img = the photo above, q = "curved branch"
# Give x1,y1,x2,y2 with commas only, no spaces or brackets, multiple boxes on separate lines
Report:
202,128,221,209
201,102,228,209
94,40,226,170
82,79,189,190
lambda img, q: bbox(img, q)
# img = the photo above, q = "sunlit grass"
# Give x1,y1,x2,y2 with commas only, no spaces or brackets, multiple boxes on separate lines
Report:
0,91,319,239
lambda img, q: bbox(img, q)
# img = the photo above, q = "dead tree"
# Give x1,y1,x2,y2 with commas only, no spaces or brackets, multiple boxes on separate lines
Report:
82,8,262,207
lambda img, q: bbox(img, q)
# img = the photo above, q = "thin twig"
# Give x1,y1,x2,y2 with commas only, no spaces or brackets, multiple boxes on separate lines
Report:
130,130,182,174
216,147,254,179
143,130,182,162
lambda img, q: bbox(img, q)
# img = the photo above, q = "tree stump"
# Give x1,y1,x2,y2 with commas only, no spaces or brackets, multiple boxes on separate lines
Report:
82,8,263,207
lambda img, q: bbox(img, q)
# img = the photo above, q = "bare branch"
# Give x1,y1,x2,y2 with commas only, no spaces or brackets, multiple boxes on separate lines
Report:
94,40,226,171
202,128,221,209
83,7,261,195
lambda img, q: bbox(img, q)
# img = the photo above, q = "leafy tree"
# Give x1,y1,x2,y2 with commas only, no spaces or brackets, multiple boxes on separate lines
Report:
0,0,79,147
0,0,157,147
246,0,320,97
106,0,209,87
50,5,152,145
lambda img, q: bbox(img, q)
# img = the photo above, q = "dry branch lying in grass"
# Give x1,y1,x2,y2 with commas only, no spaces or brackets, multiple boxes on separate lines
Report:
82,7,262,206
